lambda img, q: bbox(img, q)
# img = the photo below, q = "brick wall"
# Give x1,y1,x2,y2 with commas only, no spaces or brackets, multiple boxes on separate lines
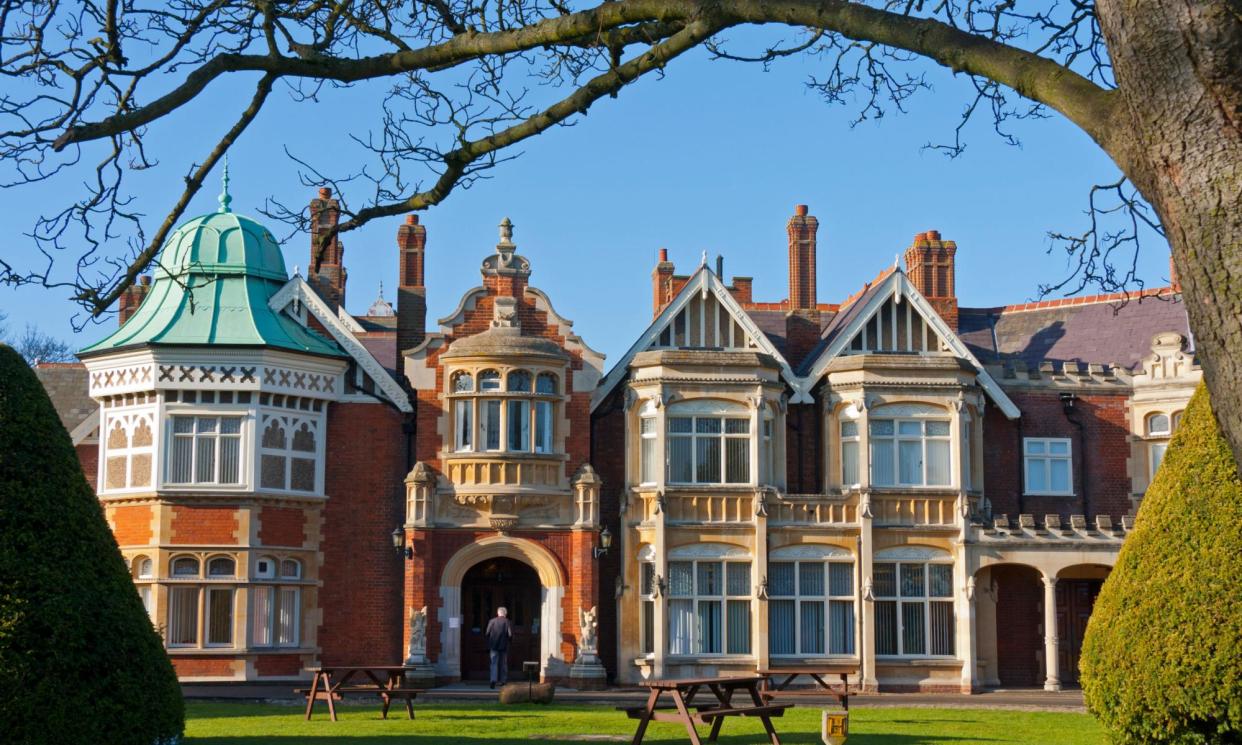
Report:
983,388,1133,521
318,401,407,666
258,506,307,548
785,402,821,494
590,392,626,679
991,565,1043,687
170,505,239,544
171,657,235,677
110,504,153,546
254,654,303,678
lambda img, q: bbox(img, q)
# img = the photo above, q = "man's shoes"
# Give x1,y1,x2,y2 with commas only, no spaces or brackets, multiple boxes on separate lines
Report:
490,681,496,689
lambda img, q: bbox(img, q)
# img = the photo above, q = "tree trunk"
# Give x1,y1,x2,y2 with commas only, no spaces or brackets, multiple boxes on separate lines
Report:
1097,0,1242,466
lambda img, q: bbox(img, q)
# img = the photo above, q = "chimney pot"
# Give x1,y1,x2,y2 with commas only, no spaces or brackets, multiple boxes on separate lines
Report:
926,229,941,241
140,275,152,286
795,204,809,217
659,247,669,262
406,214,418,225
318,187,332,199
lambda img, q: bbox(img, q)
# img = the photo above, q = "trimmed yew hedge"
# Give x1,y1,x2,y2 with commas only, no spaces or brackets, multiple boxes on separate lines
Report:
1081,383,1242,744
0,345,183,744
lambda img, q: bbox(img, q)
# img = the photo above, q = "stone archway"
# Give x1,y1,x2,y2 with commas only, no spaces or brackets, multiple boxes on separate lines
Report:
437,536,566,681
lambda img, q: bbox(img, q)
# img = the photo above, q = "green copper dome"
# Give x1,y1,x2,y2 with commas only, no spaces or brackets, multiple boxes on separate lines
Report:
154,210,289,282
81,184,344,359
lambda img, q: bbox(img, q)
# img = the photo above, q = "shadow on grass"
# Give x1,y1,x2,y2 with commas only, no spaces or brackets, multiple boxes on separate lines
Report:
187,734,991,744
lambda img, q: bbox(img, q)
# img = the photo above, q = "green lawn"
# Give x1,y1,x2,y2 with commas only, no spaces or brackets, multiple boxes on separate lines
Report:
185,701,1106,744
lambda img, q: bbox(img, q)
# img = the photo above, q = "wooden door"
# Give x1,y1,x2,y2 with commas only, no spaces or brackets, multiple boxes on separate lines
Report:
1055,579,1102,686
460,558,542,681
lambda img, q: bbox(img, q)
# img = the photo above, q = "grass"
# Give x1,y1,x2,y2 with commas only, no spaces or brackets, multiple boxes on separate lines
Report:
184,701,1107,744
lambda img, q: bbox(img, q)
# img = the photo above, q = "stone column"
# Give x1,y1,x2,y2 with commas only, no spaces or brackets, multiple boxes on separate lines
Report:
1042,574,1061,691
957,568,977,693
855,397,877,692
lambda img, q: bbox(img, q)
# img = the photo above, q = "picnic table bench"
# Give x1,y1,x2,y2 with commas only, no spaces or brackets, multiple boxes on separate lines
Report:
298,665,423,721
622,675,793,744
757,666,856,709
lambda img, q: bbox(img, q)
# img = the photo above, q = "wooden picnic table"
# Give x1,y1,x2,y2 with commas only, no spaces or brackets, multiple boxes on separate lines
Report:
622,674,793,745
299,665,423,721
757,666,856,710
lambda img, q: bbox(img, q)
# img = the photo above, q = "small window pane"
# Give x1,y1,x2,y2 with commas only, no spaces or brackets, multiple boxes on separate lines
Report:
842,440,859,485
930,601,955,655
668,417,693,434
898,440,922,484
799,563,825,596
168,587,199,646
829,600,855,655
507,370,532,392
870,420,894,437
873,563,897,597
694,600,722,654
726,600,751,655
799,601,825,654
207,557,235,577
769,562,795,597
928,564,953,597
536,373,557,394
1026,458,1048,493
901,602,926,655
1049,440,1070,455
452,372,474,392
697,561,722,596
769,599,796,655
724,438,749,483
828,563,853,597
280,560,301,579
925,420,950,436
483,401,501,450
926,439,951,485
206,588,233,646
669,562,693,596
1026,439,1046,455
507,400,530,451
875,600,898,655
172,557,200,577
841,421,858,437
1050,458,1071,492
640,563,656,596
725,419,749,434
668,600,692,655
898,421,922,436
900,564,925,597
479,370,501,391
668,437,693,483
726,563,750,597
696,437,721,483
696,418,722,434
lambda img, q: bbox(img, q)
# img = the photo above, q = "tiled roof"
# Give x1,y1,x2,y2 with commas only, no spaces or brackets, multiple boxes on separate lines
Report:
743,308,836,367
794,270,895,375
958,289,1190,370
33,363,96,435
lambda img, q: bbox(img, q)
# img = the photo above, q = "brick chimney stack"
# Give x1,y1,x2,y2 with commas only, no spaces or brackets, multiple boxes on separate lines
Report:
904,230,958,331
397,214,428,355
118,275,152,326
652,248,675,318
787,204,818,311
308,187,347,310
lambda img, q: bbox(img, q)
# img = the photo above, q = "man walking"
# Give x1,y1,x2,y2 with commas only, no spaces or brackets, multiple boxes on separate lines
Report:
485,606,513,689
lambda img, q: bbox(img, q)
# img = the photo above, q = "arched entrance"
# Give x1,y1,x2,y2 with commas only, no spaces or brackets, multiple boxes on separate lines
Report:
438,536,567,682
461,557,542,681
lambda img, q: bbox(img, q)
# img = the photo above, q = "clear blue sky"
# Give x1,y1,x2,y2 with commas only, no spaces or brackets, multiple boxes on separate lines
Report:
0,34,1169,366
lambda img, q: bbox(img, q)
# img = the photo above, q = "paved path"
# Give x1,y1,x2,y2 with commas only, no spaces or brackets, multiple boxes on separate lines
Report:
183,683,1085,712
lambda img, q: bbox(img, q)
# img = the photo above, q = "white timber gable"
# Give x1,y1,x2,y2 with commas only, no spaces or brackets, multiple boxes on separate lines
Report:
797,270,1021,417
592,266,800,411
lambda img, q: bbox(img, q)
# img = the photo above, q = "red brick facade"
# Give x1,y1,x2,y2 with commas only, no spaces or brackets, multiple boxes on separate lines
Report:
257,506,307,548
170,505,238,545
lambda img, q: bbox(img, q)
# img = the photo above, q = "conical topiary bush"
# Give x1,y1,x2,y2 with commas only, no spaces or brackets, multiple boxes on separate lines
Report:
0,344,183,744
1081,383,1242,743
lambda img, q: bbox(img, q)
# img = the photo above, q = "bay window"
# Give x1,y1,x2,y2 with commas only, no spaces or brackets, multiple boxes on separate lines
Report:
668,558,751,656
874,558,954,657
448,367,561,455
167,415,242,485
769,555,855,657
1024,438,1072,495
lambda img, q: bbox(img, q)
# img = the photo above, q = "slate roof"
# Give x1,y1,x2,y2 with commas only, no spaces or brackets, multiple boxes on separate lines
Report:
958,291,1190,370
745,308,836,364
792,268,897,375
33,363,95,435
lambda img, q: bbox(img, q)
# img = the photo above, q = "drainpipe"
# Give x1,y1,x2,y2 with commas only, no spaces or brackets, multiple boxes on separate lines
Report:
1060,393,1089,521
1016,414,1025,517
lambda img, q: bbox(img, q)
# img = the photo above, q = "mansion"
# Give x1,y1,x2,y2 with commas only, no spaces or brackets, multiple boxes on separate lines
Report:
40,187,1199,693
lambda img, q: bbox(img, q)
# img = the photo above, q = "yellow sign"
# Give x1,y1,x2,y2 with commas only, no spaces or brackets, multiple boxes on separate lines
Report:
821,709,849,745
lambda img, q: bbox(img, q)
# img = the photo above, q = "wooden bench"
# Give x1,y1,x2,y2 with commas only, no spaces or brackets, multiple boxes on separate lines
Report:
629,675,792,744
300,666,424,721
296,686,420,719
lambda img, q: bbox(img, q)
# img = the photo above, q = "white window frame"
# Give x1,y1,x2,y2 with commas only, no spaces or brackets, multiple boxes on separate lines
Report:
666,559,752,657
1149,441,1169,481
1023,437,1074,496
448,367,561,456
869,417,952,487
639,562,656,656
252,558,302,649
257,412,322,494
768,559,856,658
840,419,860,487
639,415,658,485
1146,412,1171,436
873,560,955,658
165,414,245,487
667,413,751,485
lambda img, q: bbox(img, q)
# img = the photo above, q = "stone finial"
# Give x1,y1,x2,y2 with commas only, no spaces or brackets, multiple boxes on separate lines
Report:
405,461,435,484
572,463,601,486
499,216,514,243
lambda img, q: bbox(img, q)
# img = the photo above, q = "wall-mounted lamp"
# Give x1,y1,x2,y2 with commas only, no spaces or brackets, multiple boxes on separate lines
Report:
593,526,613,559
391,527,413,560
1059,392,1077,413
